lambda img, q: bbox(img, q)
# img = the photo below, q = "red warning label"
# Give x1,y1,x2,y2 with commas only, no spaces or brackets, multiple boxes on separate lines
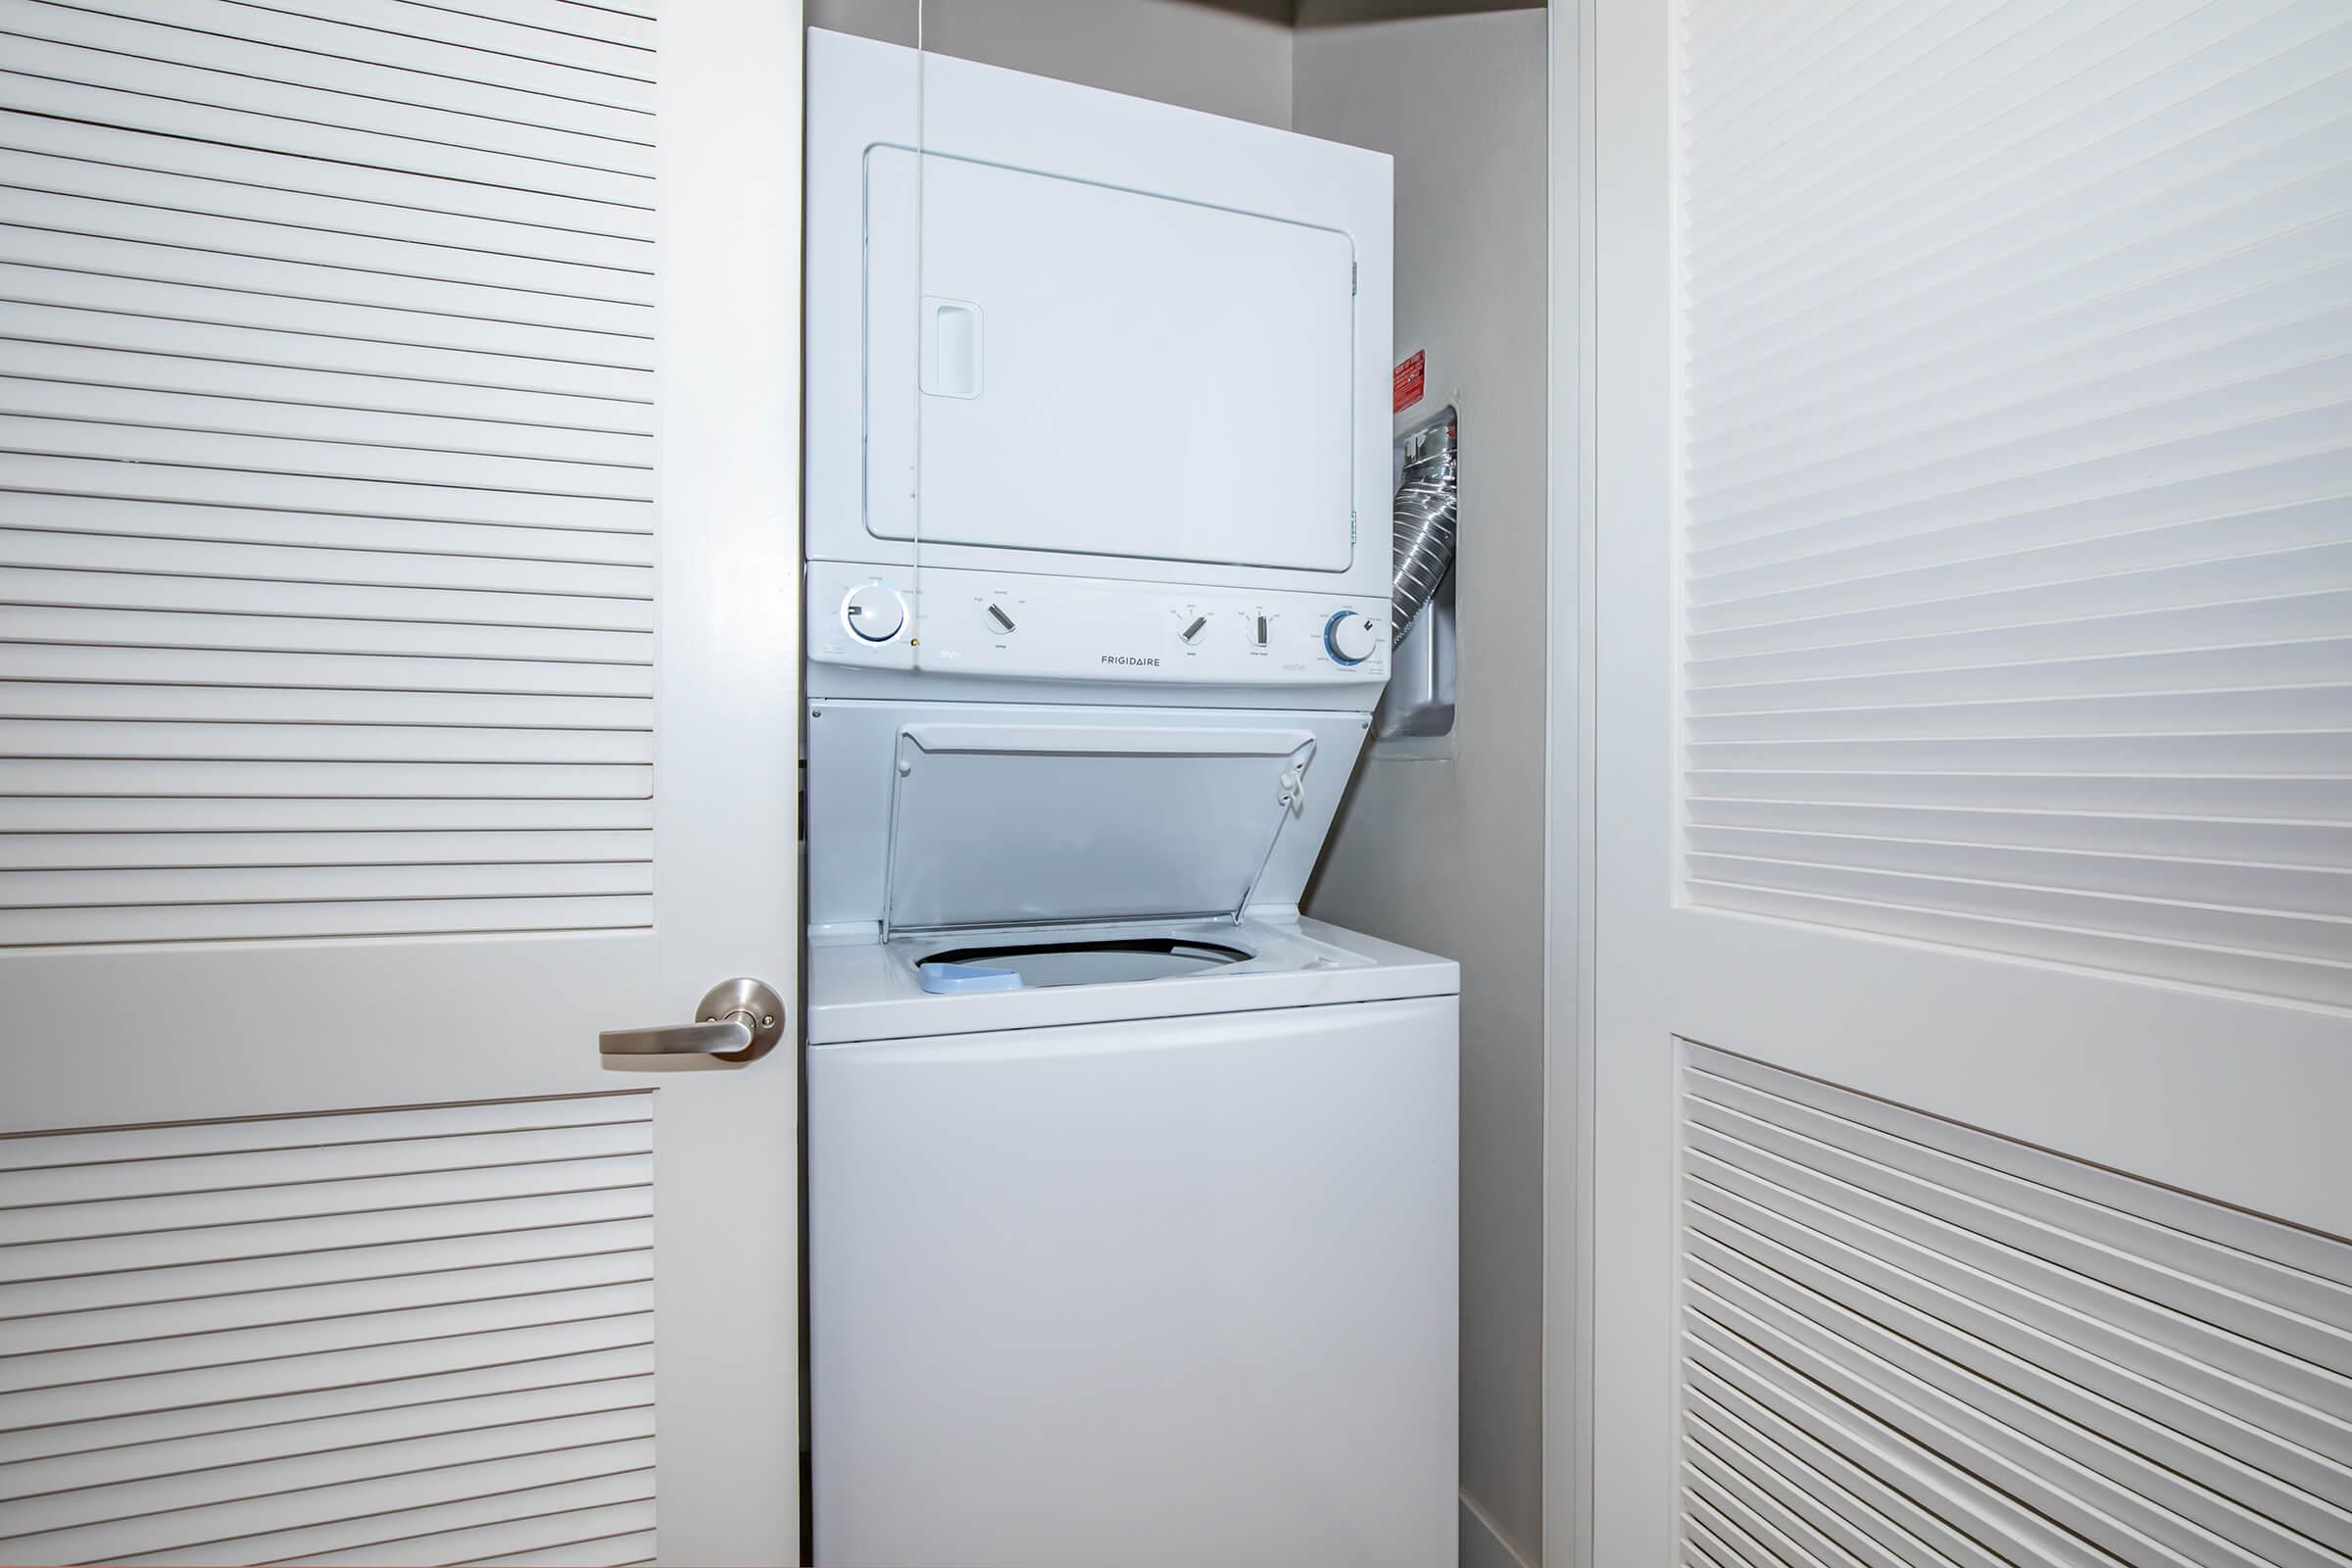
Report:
1393,350,1425,414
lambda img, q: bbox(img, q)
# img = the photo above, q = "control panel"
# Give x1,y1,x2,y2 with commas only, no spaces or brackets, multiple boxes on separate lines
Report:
808,562,1389,685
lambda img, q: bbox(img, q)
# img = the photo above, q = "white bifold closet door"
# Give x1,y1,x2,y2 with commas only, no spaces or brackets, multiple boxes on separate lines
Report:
1591,2,2352,1565
0,2,805,1564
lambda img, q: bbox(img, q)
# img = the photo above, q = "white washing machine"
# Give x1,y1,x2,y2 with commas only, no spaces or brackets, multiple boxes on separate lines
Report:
808,921,1457,1568
804,32,1455,1568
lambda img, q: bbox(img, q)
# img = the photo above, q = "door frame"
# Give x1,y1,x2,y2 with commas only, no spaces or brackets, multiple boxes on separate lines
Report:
1541,2,1594,1567
647,0,807,1560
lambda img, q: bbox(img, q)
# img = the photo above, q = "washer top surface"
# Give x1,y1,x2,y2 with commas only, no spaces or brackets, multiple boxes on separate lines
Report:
807,914,1458,1045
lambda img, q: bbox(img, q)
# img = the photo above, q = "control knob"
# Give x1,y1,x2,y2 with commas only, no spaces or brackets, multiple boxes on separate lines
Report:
843,583,906,643
1324,611,1380,666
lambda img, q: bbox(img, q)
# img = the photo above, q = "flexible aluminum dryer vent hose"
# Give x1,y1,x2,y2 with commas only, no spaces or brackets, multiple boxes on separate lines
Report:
1391,413,1457,646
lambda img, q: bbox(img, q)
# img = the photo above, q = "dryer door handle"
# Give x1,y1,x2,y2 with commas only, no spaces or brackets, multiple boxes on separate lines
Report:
921,297,984,399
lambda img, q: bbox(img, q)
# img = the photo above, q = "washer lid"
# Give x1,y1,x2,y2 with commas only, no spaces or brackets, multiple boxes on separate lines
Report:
882,721,1317,937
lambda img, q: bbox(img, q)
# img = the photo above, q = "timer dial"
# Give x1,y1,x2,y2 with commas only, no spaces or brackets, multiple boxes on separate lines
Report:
843,583,906,643
1323,611,1379,665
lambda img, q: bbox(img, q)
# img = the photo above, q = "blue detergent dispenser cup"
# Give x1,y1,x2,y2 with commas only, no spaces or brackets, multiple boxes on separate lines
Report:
917,961,1025,995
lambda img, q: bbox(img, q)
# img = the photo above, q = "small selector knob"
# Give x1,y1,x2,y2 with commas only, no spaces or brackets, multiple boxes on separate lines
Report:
1324,611,1379,665
843,582,906,643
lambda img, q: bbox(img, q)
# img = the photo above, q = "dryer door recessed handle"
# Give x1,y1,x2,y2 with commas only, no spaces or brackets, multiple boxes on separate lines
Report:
600,978,786,1063
921,297,983,399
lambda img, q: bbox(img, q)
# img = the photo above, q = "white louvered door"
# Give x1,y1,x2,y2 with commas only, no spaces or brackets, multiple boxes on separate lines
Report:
1589,2,2352,1564
0,1,804,1563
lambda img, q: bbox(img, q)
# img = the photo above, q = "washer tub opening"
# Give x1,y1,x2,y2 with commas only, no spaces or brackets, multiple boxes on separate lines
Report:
917,937,1253,989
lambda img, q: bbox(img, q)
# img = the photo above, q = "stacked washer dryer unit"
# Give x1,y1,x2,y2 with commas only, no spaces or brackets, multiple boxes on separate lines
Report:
804,30,1459,1568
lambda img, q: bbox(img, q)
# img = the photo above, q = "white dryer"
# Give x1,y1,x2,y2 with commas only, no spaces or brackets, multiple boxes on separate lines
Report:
804,31,1456,1568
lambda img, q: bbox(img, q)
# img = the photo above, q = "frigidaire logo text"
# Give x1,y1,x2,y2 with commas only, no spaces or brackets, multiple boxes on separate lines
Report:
1101,655,1160,667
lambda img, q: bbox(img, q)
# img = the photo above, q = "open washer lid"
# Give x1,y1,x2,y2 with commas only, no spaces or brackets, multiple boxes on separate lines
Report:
881,721,1317,938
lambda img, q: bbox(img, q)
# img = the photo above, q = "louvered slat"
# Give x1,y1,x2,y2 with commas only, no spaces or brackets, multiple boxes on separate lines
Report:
71,0,653,110
0,451,651,528
1681,1044,2352,1568
407,0,653,47
0,0,663,947
105,1473,656,1568
1677,0,2352,1008
0,495,657,564
0,375,653,466
0,114,654,244
259,0,653,78
0,1095,658,1566
0,29,651,180
270,1504,656,1568
0,340,653,442
0,301,655,403
2,797,653,832
0,2,651,145
0,251,650,359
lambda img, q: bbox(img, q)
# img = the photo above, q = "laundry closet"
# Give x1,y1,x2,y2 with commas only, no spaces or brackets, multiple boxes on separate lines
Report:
5,3,2339,1566
797,5,1549,1567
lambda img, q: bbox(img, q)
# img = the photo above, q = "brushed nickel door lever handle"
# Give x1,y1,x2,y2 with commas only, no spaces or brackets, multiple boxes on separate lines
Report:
601,978,785,1063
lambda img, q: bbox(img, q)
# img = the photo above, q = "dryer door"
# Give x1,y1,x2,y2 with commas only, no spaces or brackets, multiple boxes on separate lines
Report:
864,147,1359,574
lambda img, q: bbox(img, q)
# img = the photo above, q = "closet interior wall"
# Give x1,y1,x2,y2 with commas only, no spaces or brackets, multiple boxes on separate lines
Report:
1294,13,1550,1568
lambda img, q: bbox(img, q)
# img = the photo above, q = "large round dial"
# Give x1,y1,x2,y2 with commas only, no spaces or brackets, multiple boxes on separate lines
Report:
1324,611,1379,665
843,582,906,643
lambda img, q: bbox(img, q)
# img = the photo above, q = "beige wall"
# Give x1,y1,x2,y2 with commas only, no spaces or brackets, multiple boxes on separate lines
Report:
807,0,1294,127
1295,12,1549,1568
